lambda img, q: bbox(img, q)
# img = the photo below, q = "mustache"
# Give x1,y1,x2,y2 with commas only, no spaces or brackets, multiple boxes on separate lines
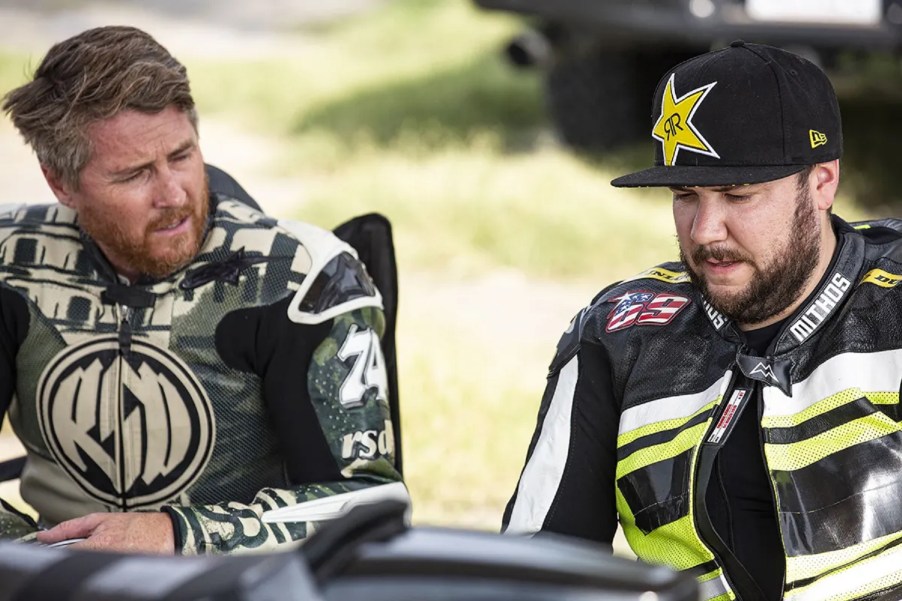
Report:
146,207,194,231
691,245,750,264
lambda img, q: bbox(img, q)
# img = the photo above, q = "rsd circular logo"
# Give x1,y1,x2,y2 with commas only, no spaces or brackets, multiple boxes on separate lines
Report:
36,337,215,509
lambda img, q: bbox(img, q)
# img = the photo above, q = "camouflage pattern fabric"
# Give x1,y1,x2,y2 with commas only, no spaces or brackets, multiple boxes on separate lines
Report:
0,199,403,554
0,499,35,540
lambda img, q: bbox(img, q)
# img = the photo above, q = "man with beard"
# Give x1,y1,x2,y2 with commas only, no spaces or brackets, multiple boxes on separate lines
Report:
0,26,404,554
503,42,902,601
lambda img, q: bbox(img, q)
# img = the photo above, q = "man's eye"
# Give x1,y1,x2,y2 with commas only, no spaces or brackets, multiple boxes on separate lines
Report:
120,170,144,182
725,194,750,201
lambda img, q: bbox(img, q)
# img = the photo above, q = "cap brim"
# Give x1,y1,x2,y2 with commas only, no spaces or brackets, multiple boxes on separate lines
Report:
610,164,806,188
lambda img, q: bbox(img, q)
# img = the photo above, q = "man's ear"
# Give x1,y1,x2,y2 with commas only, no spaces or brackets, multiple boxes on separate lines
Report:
41,165,76,208
811,160,839,212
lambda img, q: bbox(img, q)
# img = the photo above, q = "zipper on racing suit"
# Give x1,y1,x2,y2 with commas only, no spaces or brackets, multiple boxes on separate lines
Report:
118,305,133,357
693,368,769,601
116,304,132,510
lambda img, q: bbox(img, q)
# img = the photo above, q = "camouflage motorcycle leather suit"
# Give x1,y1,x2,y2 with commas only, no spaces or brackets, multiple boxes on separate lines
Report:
0,196,402,554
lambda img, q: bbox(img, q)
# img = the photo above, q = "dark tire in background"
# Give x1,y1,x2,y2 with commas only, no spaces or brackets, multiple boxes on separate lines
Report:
545,47,702,152
545,50,644,151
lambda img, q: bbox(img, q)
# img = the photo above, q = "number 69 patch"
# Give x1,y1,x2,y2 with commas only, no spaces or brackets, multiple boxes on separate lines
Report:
605,291,690,333
337,324,389,408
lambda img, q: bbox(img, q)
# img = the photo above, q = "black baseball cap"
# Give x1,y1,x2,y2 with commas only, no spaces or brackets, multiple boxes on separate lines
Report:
611,41,842,188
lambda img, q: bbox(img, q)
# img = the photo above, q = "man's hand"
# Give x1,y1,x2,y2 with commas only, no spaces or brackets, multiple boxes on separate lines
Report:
35,512,175,554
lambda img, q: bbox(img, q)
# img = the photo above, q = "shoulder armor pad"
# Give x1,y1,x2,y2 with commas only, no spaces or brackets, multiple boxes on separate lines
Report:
851,217,902,232
548,307,589,377
0,204,77,226
215,198,272,225
546,280,626,376
0,204,79,252
0,204,25,220
281,219,382,325
850,218,902,247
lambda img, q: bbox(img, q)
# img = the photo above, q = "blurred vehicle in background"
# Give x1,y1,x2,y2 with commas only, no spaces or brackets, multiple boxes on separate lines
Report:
473,0,902,151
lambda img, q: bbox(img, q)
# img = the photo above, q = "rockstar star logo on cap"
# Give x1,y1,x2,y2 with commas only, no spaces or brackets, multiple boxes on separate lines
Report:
652,74,720,166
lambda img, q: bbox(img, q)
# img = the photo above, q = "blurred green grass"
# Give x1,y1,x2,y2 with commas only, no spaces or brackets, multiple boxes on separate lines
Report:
0,0,892,539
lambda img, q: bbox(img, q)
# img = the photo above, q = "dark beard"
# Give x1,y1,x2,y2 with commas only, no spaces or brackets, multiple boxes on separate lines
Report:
79,177,210,280
680,186,821,326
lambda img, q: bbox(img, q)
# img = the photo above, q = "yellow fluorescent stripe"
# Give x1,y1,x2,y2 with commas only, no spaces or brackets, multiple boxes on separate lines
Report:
697,570,723,584
762,388,898,429
618,399,717,446
616,450,733,599
766,415,900,471
786,530,902,584
617,422,709,476
619,513,714,571
860,268,902,288
621,266,690,284
786,535,902,601
868,392,901,406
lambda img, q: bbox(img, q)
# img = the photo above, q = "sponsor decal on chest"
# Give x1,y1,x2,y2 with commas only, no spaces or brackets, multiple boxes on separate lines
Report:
860,268,902,289
605,291,691,333
702,298,728,331
36,338,215,508
788,273,851,343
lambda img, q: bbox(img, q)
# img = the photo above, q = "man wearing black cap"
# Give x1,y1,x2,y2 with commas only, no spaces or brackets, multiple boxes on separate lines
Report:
503,41,902,601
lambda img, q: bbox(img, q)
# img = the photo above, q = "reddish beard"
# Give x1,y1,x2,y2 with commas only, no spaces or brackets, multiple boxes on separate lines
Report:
79,178,210,280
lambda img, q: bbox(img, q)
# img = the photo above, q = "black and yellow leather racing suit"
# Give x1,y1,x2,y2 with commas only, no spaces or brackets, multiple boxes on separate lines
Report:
504,216,902,601
0,197,403,554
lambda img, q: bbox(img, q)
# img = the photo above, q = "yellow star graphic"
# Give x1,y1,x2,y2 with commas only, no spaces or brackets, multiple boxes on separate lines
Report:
652,74,719,166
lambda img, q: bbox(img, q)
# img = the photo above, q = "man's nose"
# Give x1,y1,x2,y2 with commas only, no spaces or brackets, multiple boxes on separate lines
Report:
153,167,187,208
690,198,728,246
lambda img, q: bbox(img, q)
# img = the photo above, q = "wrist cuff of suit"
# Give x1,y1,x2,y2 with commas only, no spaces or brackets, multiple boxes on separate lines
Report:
160,505,190,555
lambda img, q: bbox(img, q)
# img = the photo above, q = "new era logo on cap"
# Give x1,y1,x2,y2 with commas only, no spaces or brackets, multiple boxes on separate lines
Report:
611,41,843,188
810,130,827,148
